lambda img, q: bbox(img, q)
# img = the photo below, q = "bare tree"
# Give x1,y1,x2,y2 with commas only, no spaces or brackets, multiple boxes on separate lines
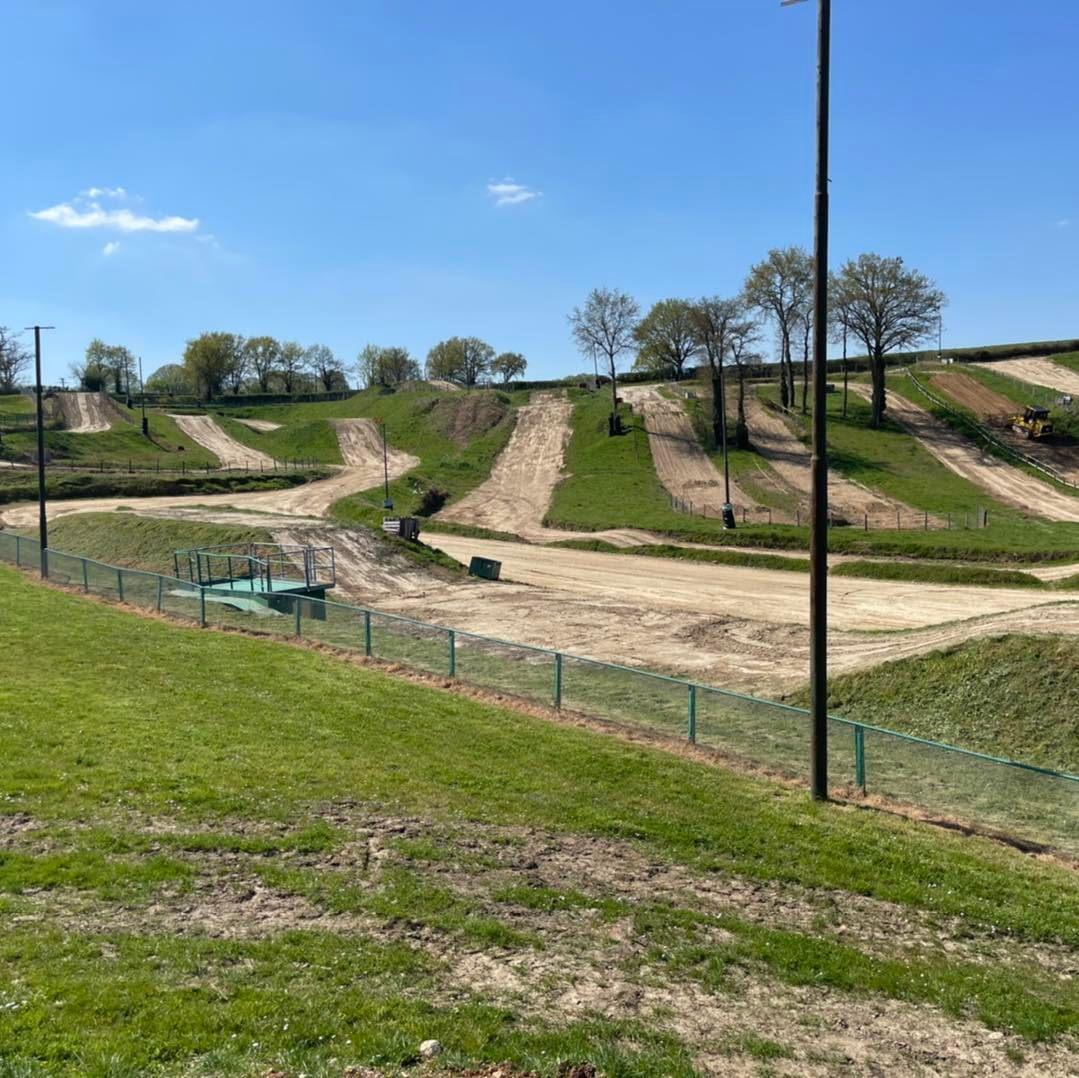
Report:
831,254,945,428
744,247,812,411
633,299,700,379
568,287,640,434
0,327,30,393
226,335,248,394
690,296,743,447
243,336,281,393
305,343,347,391
728,315,761,449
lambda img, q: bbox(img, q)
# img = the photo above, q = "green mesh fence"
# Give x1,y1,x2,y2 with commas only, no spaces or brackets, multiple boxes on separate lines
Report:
2,531,1077,856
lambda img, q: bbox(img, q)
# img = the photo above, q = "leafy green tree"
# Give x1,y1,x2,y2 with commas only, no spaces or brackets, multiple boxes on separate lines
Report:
831,254,945,428
491,351,527,383
182,332,242,400
633,299,699,379
145,363,194,396
0,327,29,392
243,336,281,393
425,336,494,387
568,287,640,432
85,338,137,395
744,247,812,411
358,344,420,388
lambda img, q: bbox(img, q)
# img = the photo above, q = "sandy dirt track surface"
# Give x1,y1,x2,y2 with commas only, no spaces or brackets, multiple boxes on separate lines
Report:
855,385,1079,522
437,392,571,538
169,413,276,468
931,372,1015,418
425,534,1060,632
0,419,419,527
930,372,1079,483
743,397,926,525
620,385,754,515
233,418,282,432
987,356,1079,397
427,378,460,392
434,392,659,547
57,392,113,433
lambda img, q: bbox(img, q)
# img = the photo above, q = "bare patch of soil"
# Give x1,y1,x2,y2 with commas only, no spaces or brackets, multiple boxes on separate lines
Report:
433,395,510,446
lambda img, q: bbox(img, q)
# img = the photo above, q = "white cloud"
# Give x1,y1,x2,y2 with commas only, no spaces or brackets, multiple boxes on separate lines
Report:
29,189,198,233
486,178,541,207
103,241,120,256
1057,218,1072,229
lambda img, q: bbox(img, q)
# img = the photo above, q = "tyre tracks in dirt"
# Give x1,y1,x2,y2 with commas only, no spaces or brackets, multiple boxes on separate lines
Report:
169,413,276,469
56,392,115,433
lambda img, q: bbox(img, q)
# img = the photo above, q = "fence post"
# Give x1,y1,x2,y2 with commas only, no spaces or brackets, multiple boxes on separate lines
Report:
447,630,456,676
116,568,125,602
363,610,372,656
553,652,562,709
156,574,164,611
199,588,206,628
294,598,302,638
82,558,89,592
15,535,20,567
854,726,866,792
687,684,697,744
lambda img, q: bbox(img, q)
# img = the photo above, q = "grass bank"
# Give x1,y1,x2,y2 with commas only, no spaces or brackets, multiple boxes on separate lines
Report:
0,468,327,506
0,568,1077,1073
788,635,1079,773
831,560,1044,588
214,413,345,465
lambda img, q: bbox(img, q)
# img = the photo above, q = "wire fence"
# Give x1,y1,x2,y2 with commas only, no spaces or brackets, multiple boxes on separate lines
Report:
2,529,1076,857
0,457,322,477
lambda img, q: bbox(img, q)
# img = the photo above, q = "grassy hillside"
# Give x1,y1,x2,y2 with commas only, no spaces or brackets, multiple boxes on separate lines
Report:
0,392,32,416
1054,351,1079,375
788,635,1079,773
214,414,345,465
0,408,220,469
0,567,1077,1074
0,468,325,506
546,389,1079,562
24,512,271,576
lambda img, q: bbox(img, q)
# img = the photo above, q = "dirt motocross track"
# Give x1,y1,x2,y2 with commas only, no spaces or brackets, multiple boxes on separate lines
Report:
169,414,276,469
987,356,1079,398
855,385,1079,522
56,392,115,433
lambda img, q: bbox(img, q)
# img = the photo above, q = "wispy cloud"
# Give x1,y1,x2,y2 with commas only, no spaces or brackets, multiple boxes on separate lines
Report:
102,241,120,256
1057,218,1072,229
29,188,198,233
486,178,541,207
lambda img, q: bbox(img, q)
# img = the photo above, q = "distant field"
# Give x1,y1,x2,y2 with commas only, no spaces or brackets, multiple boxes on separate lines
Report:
1,567,1077,1074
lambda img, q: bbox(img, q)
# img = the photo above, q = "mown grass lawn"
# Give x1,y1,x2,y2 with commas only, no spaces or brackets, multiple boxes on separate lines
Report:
1,568,1078,1073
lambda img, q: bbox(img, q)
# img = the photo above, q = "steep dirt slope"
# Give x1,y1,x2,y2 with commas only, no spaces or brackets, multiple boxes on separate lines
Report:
169,414,275,468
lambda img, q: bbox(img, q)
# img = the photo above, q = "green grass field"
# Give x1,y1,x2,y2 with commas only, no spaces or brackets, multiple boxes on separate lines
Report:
1054,351,1079,375
788,635,1079,773
0,392,33,416
1,566,1078,1074
214,414,345,465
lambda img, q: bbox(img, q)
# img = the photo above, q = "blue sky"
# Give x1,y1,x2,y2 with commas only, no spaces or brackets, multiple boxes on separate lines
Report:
2,0,1077,384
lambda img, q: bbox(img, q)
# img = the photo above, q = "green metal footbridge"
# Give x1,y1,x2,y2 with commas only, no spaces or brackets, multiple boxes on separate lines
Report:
173,542,336,617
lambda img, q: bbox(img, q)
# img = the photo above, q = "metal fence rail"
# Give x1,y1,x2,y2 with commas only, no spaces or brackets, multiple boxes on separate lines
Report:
2,529,1076,856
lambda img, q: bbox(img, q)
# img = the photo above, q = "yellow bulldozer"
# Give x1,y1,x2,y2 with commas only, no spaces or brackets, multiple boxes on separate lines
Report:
1011,405,1054,440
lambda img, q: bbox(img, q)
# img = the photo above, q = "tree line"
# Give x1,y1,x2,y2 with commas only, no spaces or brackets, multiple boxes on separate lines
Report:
569,249,945,437
69,333,529,401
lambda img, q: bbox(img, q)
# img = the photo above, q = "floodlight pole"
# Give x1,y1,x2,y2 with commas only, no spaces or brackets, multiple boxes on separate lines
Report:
27,325,55,578
784,0,830,800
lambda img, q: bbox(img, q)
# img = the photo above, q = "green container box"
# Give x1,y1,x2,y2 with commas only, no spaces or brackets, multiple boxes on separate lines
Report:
468,556,502,581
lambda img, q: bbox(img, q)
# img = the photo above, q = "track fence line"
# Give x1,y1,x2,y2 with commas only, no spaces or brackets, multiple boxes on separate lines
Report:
2,529,1075,856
